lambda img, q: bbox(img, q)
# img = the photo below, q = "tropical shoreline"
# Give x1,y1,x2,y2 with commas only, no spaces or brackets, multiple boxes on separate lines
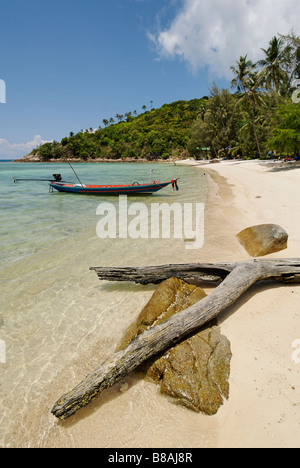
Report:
15,156,165,163
43,159,300,448
2,159,299,448
15,153,300,170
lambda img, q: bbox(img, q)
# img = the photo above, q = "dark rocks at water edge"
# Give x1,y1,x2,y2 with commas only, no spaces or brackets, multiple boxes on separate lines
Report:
237,223,288,257
117,277,232,415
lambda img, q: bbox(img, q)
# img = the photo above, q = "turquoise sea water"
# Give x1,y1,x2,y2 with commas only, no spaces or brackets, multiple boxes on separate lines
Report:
0,162,207,267
0,162,208,447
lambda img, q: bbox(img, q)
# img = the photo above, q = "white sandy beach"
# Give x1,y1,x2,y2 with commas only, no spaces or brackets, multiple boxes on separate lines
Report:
9,159,299,449
178,159,300,448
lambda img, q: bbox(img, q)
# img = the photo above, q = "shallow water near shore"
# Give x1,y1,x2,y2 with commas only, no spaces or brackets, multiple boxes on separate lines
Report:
0,161,219,447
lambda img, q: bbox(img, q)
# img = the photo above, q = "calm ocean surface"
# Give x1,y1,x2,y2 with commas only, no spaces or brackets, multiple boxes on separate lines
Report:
0,161,208,447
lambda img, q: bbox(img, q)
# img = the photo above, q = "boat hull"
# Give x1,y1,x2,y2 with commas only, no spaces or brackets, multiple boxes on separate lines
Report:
49,179,179,195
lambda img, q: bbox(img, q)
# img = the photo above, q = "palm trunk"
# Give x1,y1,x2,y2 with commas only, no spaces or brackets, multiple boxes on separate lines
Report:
250,100,262,158
240,81,263,159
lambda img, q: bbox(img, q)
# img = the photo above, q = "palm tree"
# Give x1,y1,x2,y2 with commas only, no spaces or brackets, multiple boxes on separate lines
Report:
258,36,288,93
231,55,264,158
230,55,255,93
277,33,300,94
125,111,132,120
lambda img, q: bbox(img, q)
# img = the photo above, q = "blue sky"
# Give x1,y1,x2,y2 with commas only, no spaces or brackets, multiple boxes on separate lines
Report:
0,0,299,159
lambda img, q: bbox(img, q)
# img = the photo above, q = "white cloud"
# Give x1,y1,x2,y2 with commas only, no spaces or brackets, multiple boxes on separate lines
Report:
153,0,300,78
0,135,52,159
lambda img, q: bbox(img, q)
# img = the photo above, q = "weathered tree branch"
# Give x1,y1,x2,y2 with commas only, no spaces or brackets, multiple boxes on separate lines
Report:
90,262,236,284
90,258,300,284
52,258,300,420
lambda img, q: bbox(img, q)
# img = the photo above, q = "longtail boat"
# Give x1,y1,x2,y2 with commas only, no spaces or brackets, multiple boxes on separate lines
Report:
49,178,179,195
14,162,179,195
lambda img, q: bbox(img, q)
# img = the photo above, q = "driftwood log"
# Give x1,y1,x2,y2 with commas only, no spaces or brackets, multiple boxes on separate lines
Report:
51,258,300,420
90,259,300,285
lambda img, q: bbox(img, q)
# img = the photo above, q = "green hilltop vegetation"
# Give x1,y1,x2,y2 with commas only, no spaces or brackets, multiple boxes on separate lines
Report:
31,99,205,162
29,32,300,162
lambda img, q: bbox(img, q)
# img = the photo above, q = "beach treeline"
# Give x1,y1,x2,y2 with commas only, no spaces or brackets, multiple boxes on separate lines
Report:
29,33,300,162
188,33,300,159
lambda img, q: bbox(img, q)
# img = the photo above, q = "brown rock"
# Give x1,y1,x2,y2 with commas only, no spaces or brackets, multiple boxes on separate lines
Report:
158,325,231,414
117,276,207,349
237,223,288,257
117,277,231,415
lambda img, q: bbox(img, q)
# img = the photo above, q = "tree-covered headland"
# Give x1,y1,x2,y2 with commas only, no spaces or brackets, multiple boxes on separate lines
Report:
31,99,202,162
30,33,300,162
